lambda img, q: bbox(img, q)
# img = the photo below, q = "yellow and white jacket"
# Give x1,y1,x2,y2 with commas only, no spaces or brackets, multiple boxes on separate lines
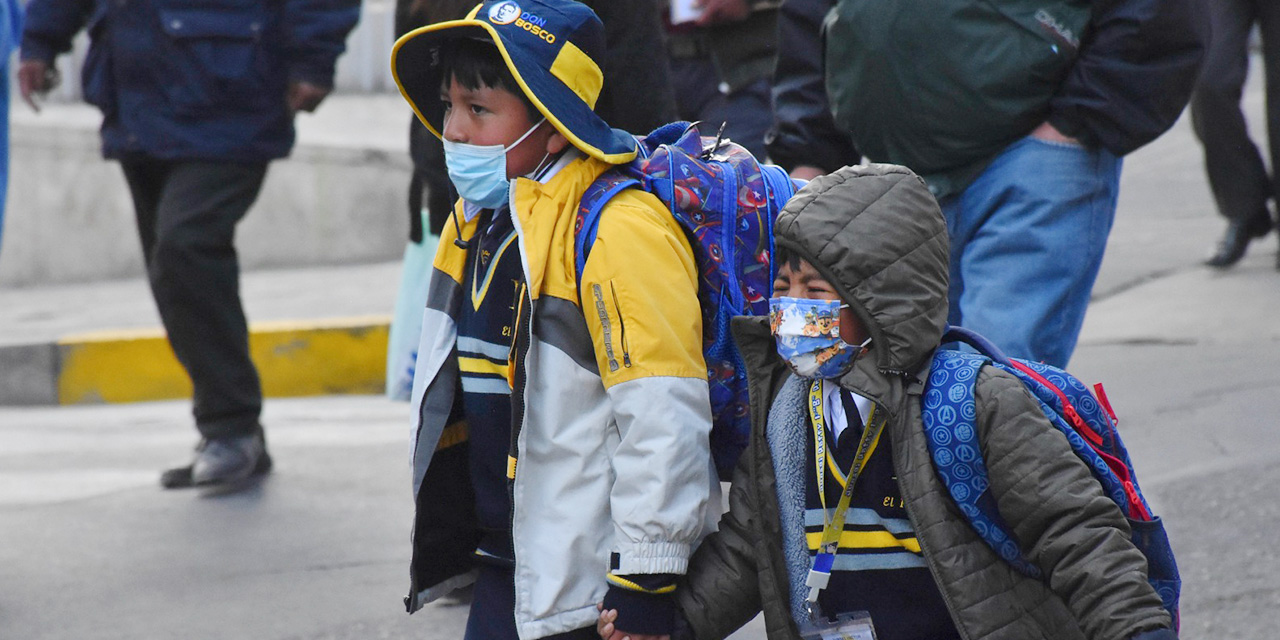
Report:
406,152,719,639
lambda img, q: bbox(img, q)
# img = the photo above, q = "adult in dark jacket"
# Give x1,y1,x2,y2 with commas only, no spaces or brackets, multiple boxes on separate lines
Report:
768,0,1205,367
764,0,852,177
665,0,781,158
610,164,1176,640
18,0,360,488
1191,0,1280,269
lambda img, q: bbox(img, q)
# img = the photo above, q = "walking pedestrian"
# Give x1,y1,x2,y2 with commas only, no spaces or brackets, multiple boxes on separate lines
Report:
599,164,1178,640
771,0,1205,367
392,1,718,636
19,0,360,489
1191,0,1280,269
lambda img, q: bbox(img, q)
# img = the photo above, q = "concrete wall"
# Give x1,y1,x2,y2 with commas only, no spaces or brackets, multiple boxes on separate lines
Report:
1,97,414,287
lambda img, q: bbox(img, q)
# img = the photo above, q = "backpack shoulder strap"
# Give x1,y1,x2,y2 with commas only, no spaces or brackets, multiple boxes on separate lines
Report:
574,171,641,293
924,349,1043,579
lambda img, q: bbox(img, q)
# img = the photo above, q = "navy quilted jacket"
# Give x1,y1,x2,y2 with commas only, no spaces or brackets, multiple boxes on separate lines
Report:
21,0,359,161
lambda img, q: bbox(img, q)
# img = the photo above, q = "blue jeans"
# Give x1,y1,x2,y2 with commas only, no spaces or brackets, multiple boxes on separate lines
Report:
940,136,1122,367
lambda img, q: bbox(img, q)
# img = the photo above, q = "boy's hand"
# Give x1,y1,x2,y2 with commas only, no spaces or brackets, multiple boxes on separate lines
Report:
596,604,670,640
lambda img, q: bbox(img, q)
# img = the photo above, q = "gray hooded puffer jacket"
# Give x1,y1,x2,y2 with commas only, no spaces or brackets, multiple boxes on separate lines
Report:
674,165,1173,640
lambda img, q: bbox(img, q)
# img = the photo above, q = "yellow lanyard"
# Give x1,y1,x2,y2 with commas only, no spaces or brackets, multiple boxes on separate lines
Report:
806,379,884,556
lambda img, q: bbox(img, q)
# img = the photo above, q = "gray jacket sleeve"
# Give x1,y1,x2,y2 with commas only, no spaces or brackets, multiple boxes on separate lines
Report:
975,367,1172,639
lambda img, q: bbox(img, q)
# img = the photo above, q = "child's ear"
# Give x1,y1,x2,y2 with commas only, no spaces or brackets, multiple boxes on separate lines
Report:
545,129,569,155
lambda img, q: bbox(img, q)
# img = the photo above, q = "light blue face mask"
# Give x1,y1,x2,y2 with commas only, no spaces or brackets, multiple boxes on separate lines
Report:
442,118,547,210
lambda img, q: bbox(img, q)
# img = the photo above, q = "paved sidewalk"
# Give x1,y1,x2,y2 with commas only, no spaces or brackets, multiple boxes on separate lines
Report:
1,91,441,406
0,257,420,405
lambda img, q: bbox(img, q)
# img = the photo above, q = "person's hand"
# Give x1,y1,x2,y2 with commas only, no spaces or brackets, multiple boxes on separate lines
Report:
287,80,331,114
596,604,615,640
1029,121,1080,146
596,604,670,640
18,59,58,113
790,165,825,182
696,0,751,26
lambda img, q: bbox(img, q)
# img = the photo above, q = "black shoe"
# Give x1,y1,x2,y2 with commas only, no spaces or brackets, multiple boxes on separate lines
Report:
160,435,272,489
1205,215,1273,268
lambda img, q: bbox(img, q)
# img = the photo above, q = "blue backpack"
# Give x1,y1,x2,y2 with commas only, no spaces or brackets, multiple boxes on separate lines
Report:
574,122,801,479
922,326,1181,628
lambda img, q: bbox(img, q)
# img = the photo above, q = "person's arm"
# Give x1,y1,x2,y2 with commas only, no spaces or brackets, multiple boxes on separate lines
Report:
1045,0,1205,155
19,0,88,63
975,367,1173,639
280,0,360,112
672,450,765,640
580,195,716,638
599,440,766,640
17,0,90,111
765,0,857,174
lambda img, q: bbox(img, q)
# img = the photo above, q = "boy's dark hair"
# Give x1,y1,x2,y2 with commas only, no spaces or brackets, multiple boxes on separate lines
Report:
436,38,542,124
773,244,804,274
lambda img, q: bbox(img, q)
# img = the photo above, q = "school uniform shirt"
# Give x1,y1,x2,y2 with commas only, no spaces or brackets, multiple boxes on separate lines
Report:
458,204,523,563
454,151,577,564
805,379,960,640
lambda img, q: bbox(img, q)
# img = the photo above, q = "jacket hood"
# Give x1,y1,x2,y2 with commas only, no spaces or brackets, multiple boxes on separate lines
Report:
773,164,949,376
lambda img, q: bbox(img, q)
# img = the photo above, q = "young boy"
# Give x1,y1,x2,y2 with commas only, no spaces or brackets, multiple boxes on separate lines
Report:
600,164,1177,639
390,1,719,638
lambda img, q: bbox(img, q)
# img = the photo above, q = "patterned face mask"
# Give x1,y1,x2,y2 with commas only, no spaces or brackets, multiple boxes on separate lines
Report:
769,297,871,379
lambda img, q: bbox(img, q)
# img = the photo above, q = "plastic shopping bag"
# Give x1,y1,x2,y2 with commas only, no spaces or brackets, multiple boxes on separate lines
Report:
386,209,438,401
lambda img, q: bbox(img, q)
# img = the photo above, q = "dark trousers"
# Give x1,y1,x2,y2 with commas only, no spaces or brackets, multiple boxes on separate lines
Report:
120,158,268,441
464,564,597,640
1190,0,1280,224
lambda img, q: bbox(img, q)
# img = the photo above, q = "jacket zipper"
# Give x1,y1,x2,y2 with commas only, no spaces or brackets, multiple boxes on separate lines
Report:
719,164,744,310
506,197,531,576
609,282,632,368
592,283,620,372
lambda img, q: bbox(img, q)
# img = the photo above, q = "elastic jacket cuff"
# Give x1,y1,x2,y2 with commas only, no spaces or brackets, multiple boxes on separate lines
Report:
19,39,57,64
603,581,677,636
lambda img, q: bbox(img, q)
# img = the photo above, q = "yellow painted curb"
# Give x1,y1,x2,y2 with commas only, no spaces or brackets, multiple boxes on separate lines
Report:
56,316,391,405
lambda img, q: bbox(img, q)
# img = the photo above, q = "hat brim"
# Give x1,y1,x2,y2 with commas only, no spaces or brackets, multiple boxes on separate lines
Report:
392,19,638,164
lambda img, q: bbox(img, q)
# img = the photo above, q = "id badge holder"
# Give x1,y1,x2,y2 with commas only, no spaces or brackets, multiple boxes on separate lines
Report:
797,612,878,640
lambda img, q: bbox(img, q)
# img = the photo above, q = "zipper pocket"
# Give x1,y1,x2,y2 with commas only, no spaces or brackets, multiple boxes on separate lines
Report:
592,283,620,372
610,282,632,368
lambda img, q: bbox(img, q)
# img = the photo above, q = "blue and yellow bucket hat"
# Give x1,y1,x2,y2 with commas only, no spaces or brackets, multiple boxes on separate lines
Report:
391,0,638,164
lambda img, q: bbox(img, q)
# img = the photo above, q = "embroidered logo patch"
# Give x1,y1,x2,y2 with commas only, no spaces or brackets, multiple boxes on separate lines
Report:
489,1,521,25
